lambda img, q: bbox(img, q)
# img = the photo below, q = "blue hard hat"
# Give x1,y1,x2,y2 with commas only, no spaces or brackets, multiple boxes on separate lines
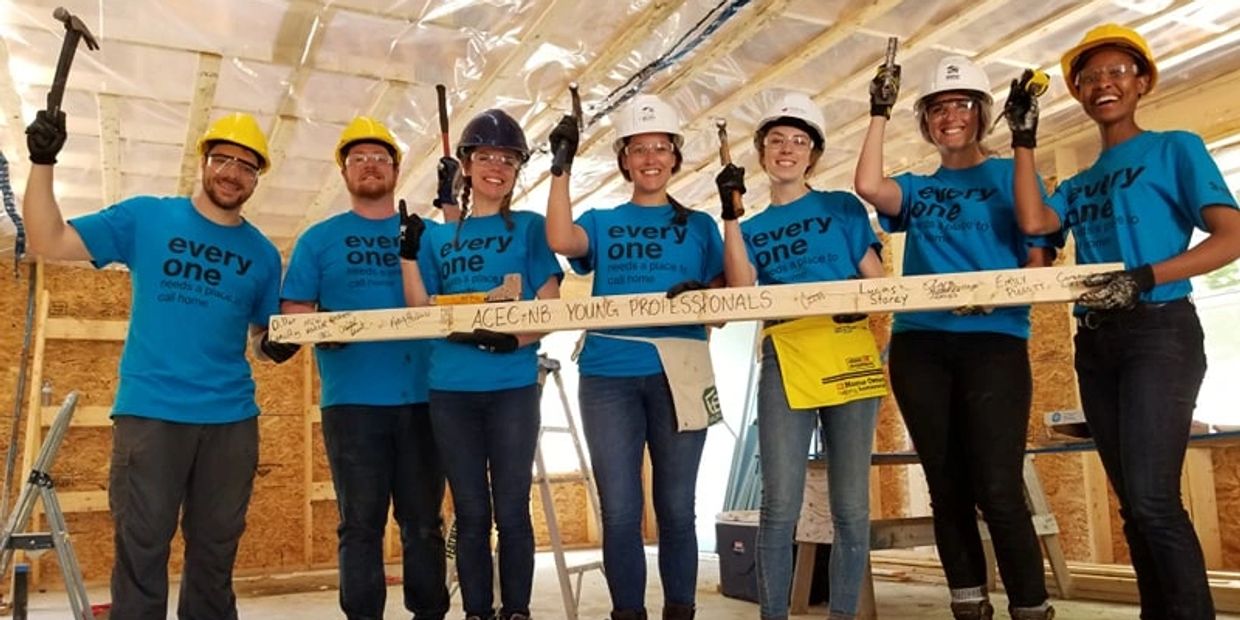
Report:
456,109,529,163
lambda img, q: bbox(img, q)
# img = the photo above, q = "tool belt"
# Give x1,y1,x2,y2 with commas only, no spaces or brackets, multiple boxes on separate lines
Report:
762,316,887,409
580,333,721,432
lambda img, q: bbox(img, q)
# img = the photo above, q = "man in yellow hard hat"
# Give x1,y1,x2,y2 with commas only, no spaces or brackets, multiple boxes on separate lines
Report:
22,110,285,619
276,116,449,619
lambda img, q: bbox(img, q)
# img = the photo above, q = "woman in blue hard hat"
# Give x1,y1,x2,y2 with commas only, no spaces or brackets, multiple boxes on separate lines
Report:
545,94,723,620
855,55,1056,620
399,108,563,620
1008,24,1240,619
720,91,886,620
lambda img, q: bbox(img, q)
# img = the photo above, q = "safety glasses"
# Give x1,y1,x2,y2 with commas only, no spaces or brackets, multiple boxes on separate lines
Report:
925,98,977,120
344,152,395,167
762,133,813,152
1075,63,1139,88
205,153,260,179
469,150,521,170
623,141,676,157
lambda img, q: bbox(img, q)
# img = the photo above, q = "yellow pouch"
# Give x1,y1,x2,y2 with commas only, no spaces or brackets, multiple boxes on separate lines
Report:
762,316,888,409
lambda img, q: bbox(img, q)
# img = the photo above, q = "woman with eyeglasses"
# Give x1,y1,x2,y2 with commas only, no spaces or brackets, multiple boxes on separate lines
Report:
399,108,563,620
545,94,724,620
854,55,1055,620
1008,25,1240,619
718,91,885,620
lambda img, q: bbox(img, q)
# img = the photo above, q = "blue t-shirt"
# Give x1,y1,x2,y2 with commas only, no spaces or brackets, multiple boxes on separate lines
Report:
281,211,430,407
417,211,563,391
1048,130,1239,304
882,158,1049,339
741,190,880,285
571,203,725,377
69,196,282,424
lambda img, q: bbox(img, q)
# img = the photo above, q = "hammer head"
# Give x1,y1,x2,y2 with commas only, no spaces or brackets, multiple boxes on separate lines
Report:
53,7,100,50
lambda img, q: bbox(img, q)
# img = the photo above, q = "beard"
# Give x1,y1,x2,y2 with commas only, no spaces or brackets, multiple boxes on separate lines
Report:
203,176,253,211
345,175,395,201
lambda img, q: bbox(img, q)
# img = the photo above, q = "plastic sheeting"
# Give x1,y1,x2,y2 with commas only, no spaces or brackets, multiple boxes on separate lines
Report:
0,0,1238,247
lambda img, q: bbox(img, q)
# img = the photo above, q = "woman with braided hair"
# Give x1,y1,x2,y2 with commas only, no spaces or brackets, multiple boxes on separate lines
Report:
399,108,563,620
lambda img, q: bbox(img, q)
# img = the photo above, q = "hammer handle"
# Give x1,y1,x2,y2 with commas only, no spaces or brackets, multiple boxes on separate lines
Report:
550,83,581,177
435,84,451,157
716,121,744,219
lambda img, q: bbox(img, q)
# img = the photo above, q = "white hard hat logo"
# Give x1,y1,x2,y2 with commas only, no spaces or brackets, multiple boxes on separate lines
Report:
639,105,656,121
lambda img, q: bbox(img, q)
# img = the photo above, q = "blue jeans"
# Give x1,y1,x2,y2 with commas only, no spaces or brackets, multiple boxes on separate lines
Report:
321,404,448,620
429,386,540,618
889,330,1048,609
578,374,707,613
1075,299,1212,619
754,339,878,618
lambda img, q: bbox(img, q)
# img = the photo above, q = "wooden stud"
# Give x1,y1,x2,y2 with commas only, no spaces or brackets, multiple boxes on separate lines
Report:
302,350,315,567
43,318,128,341
1080,452,1114,564
17,265,47,585
176,53,223,196
58,490,108,513
98,93,123,206
39,405,111,428
1182,448,1222,569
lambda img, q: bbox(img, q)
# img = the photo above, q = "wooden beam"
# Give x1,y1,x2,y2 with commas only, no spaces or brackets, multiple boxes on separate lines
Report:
269,264,1118,344
18,272,47,581
40,405,111,428
1182,447,1222,569
175,53,223,196
301,353,315,567
43,317,128,341
98,93,122,206
0,35,28,165
58,490,108,513
1080,452,1113,564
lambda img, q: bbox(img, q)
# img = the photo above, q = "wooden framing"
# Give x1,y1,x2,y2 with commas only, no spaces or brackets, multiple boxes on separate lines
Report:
97,93,122,206
0,34,27,165
175,53,223,196
269,264,1117,344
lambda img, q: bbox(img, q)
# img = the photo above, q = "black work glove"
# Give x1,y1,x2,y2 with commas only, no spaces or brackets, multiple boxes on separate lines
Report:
715,164,746,221
260,332,300,364
549,114,579,176
868,63,901,119
398,199,425,260
434,157,460,208
1077,265,1155,311
1004,69,1040,149
447,328,519,353
26,110,67,165
952,305,994,317
666,280,709,299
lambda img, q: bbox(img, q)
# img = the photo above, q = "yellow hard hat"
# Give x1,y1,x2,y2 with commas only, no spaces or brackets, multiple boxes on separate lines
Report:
197,113,271,173
336,116,402,167
1061,24,1158,100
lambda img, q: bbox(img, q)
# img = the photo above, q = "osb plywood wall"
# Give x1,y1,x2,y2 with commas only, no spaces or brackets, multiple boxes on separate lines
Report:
0,262,589,588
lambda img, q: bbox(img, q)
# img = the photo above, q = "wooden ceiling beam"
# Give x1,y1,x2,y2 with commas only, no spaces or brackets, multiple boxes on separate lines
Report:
97,93,122,206
174,52,223,196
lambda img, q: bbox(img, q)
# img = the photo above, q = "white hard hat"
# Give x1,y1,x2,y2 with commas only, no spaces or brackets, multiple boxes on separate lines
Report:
917,55,993,110
611,94,683,153
755,91,826,148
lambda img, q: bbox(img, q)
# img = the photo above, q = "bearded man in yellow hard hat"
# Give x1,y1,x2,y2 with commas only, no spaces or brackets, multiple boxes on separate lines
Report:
22,110,284,619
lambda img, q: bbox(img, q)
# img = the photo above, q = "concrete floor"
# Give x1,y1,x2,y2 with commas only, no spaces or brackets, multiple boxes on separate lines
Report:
20,549,1240,618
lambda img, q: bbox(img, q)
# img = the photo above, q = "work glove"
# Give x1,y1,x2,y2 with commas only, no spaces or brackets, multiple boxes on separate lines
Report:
715,164,746,221
869,63,902,119
434,157,460,208
952,305,994,317
447,328,519,353
1004,69,1040,149
1077,265,1155,311
26,110,67,165
548,114,579,176
666,280,710,299
259,332,300,364
398,199,425,260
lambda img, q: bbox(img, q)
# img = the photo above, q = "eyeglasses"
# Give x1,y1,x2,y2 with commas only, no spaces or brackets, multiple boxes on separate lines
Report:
344,152,395,167
206,153,260,179
1075,63,1139,87
762,133,813,152
469,150,521,169
925,98,977,120
623,141,676,157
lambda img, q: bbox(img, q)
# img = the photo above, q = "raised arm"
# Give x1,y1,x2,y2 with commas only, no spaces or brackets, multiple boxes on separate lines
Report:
1005,76,1063,236
22,112,91,261
397,201,431,307
545,115,590,257
854,59,904,217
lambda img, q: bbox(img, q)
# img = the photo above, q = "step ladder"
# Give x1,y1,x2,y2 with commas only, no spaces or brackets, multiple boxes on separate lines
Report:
533,354,604,620
0,392,93,619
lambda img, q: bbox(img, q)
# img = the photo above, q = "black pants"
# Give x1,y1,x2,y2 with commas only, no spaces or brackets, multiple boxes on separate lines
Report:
1076,299,1213,619
889,331,1048,608
322,403,449,620
108,416,258,620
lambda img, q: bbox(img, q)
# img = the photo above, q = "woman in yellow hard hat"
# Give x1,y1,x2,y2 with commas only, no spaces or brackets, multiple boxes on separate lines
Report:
1008,24,1240,619
855,54,1057,620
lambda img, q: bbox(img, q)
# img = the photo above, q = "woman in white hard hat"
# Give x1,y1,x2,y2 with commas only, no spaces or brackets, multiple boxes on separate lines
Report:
545,94,724,620
854,56,1056,619
1008,24,1240,619
720,91,886,620
400,108,564,620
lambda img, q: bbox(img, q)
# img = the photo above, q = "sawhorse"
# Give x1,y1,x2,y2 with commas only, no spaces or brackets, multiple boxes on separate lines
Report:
789,453,1071,617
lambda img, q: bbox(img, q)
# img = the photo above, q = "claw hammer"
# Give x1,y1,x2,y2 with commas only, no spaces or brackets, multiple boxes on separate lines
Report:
46,7,100,117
